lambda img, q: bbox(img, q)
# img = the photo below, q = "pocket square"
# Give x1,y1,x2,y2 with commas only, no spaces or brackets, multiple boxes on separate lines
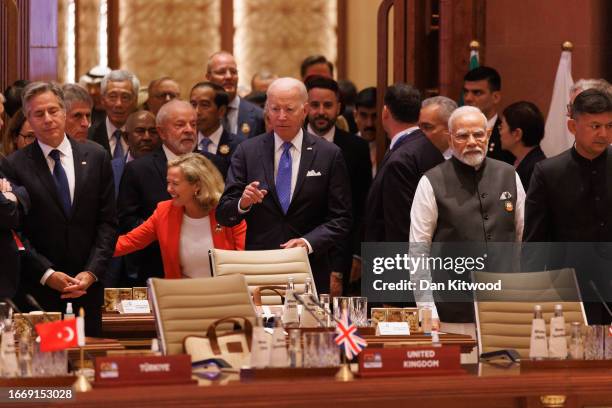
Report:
499,191,512,200
306,170,322,177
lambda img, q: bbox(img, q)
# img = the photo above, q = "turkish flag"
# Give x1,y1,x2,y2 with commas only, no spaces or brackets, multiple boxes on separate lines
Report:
35,317,85,352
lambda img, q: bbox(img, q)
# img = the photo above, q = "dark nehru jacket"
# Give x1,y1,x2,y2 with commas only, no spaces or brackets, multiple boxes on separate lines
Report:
425,157,518,323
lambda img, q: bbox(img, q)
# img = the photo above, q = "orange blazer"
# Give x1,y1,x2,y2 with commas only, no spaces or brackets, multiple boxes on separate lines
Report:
114,200,246,279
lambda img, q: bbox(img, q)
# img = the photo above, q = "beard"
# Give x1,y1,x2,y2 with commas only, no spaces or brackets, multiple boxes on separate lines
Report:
454,148,485,167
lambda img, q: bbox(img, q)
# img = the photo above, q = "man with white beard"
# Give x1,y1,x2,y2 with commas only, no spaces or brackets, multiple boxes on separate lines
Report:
408,106,525,360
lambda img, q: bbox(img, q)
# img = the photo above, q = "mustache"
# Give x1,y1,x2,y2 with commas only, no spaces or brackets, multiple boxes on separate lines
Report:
364,127,376,132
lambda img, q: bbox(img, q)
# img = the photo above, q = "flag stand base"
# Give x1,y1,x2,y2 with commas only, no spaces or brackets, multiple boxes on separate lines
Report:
73,373,92,392
335,363,354,381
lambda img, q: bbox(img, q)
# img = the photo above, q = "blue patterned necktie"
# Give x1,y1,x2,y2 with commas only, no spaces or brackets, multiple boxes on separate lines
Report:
48,149,71,216
113,129,125,160
276,142,293,214
199,137,212,153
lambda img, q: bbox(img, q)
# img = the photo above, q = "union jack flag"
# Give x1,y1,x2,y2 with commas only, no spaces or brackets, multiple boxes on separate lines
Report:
334,311,368,360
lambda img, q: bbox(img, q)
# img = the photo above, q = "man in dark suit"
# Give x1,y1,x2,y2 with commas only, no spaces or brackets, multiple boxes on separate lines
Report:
524,89,612,324
4,82,116,335
88,69,139,158
304,76,371,293
117,100,225,285
463,66,514,165
205,51,265,138
216,78,352,295
190,82,245,173
365,90,452,244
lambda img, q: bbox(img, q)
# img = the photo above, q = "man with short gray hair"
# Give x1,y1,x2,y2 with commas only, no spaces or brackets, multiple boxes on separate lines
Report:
62,84,93,142
117,100,225,285
89,69,140,157
216,77,352,295
410,105,525,333
4,81,116,335
568,78,612,116
419,96,457,157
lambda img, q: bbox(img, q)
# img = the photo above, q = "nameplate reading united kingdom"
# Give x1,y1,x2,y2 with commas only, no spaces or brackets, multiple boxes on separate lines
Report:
358,346,464,377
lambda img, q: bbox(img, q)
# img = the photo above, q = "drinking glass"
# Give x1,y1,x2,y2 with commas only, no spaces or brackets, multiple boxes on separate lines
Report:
584,325,604,360
302,332,321,367
333,297,350,322
350,297,368,327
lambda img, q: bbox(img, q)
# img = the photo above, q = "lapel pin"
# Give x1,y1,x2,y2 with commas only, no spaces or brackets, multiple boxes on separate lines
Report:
241,123,250,135
81,161,87,165
504,201,514,212
219,144,230,155
215,223,223,232
306,147,313,151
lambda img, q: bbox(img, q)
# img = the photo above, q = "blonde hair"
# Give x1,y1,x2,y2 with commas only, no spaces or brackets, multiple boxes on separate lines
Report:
167,153,224,213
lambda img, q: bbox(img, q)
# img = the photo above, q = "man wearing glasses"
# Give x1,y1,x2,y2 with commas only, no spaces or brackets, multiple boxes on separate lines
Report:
205,51,265,139
409,106,525,357
88,70,139,159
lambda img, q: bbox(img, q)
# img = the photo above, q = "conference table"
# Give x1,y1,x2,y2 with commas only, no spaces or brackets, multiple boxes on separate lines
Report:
12,362,612,408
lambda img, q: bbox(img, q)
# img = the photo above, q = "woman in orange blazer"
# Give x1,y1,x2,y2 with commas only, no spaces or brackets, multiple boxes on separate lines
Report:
114,153,246,279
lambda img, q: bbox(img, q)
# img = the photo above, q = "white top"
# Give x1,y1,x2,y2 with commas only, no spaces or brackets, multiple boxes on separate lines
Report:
197,125,223,154
179,214,214,278
227,96,240,134
487,114,498,131
38,136,75,203
106,117,129,157
307,124,335,143
408,171,526,319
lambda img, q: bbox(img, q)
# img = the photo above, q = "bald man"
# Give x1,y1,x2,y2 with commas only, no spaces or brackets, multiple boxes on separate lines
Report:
216,78,352,294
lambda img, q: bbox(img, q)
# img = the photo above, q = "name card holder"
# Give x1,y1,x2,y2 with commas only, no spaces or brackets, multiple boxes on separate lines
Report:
95,354,196,387
376,322,410,336
358,345,465,377
118,299,151,314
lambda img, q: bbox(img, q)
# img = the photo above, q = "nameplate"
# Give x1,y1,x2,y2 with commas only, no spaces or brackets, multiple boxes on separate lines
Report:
376,322,410,336
95,355,195,386
358,346,464,377
118,300,150,314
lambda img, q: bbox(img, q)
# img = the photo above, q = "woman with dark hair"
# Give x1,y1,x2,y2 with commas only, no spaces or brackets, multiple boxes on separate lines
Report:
2,109,36,156
499,101,547,190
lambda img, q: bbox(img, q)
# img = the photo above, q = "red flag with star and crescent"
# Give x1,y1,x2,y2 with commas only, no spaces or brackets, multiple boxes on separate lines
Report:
35,317,85,352
335,311,368,360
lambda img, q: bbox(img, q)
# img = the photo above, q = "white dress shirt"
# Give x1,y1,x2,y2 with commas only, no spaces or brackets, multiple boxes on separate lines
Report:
226,96,240,135
197,125,223,154
106,117,129,157
38,135,76,285
179,214,214,278
389,126,420,150
307,124,335,143
37,136,75,203
408,169,526,318
162,144,180,162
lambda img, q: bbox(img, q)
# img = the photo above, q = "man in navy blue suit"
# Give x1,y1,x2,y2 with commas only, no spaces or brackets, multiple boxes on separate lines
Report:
205,51,265,139
216,78,352,295
190,82,245,174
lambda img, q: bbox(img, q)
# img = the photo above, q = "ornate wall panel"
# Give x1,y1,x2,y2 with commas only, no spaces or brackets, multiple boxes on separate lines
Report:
119,0,220,95
76,0,101,80
57,0,67,83
233,0,337,90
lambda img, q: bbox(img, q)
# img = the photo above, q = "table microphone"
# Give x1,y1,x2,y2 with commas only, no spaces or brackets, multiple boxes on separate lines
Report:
292,293,326,327
588,280,612,318
25,294,55,323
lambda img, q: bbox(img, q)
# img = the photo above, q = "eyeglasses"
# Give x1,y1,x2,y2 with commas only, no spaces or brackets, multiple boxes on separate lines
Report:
18,132,36,142
454,131,487,142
